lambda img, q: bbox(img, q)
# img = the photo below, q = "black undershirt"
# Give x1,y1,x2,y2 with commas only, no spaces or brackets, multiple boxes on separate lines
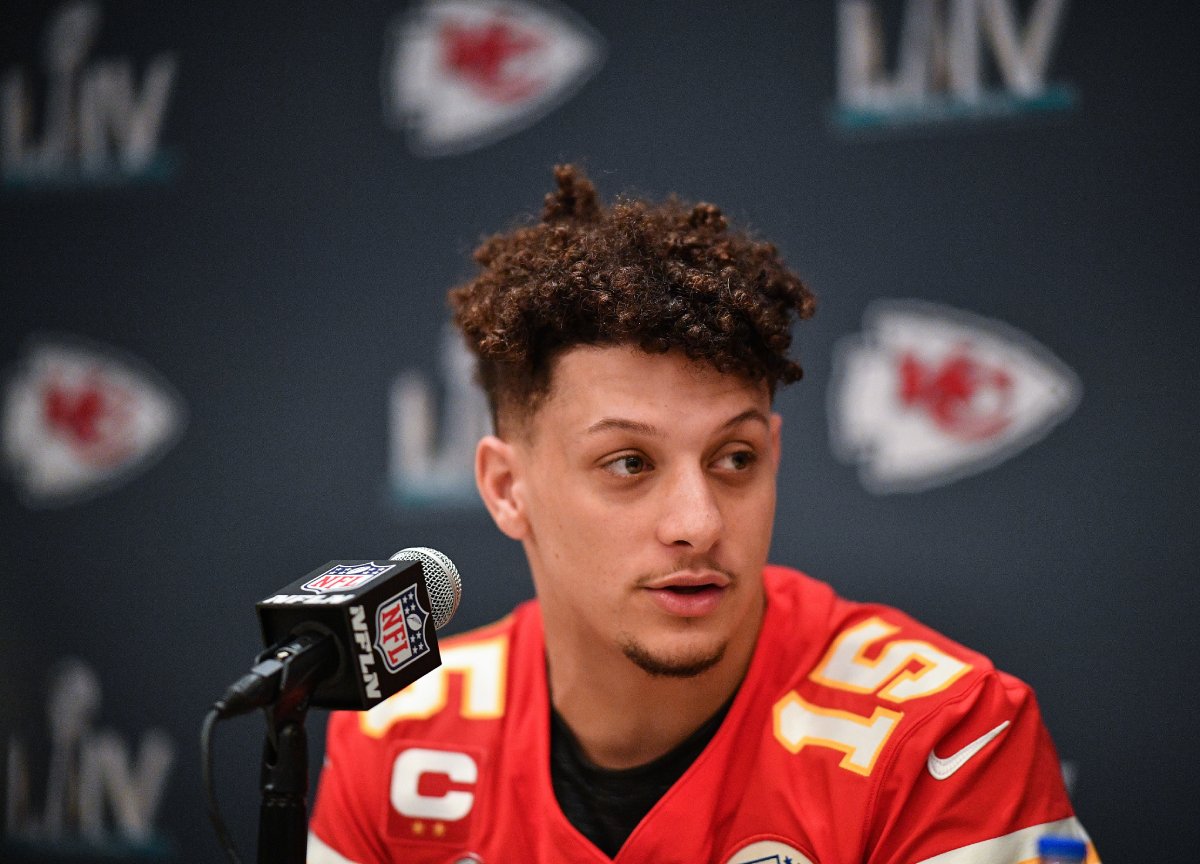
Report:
549,697,733,857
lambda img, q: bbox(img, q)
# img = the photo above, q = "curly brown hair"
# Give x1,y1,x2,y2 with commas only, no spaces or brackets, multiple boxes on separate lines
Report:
450,165,816,435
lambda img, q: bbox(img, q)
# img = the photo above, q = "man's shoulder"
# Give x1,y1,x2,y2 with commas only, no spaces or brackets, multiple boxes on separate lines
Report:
760,564,1026,718
765,563,999,661
753,567,1087,864
439,601,533,651
754,565,1048,809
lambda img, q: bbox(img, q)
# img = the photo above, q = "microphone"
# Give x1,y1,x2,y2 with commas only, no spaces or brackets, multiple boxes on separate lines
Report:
213,547,462,718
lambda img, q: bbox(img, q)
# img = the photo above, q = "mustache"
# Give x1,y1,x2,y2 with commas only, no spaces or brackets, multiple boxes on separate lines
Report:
634,556,737,587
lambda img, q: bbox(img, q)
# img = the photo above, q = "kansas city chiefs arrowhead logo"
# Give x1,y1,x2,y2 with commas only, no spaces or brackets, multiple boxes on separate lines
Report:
382,0,605,157
829,300,1081,493
3,335,187,507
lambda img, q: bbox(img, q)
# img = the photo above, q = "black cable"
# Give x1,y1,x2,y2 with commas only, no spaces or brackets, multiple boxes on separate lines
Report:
202,707,245,864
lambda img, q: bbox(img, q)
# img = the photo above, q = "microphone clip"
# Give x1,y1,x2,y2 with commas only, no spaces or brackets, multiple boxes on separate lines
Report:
213,629,337,720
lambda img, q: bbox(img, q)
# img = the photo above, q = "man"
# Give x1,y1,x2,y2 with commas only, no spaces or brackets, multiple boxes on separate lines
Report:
308,166,1098,863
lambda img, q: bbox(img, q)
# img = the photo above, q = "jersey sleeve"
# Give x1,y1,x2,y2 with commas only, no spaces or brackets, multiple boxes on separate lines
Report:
307,710,390,864
864,670,1100,864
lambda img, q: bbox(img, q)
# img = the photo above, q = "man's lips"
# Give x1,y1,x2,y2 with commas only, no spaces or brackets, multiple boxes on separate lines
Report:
642,570,732,591
642,571,731,617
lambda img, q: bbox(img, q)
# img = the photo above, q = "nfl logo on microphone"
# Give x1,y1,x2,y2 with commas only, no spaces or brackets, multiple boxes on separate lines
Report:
303,562,396,594
375,585,431,673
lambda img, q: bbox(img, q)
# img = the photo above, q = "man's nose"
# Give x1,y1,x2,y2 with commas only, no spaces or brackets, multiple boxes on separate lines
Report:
655,465,723,553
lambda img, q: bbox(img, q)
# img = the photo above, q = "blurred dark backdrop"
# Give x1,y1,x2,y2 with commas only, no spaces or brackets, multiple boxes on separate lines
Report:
2,1,1196,861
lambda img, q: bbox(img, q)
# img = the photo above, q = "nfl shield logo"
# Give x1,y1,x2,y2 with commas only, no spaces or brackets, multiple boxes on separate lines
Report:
303,562,396,594
375,585,431,673
723,840,815,864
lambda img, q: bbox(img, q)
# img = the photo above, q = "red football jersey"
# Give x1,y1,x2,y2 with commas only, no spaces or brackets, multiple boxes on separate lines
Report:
308,567,1099,863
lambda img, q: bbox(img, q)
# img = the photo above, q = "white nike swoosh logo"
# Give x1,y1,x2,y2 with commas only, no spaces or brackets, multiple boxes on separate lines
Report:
926,720,1011,780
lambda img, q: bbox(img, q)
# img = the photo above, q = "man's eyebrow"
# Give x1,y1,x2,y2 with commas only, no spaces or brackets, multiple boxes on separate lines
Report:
585,417,661,436
584,408,769,437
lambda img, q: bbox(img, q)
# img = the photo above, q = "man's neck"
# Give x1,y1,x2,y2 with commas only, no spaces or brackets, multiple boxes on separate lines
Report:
543,614,762,771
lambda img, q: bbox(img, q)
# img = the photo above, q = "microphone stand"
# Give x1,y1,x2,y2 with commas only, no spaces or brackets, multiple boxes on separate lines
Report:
256,639,330,864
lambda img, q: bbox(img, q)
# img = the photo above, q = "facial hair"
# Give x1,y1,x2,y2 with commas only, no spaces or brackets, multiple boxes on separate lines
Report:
620,638,727,678
621,555,741,677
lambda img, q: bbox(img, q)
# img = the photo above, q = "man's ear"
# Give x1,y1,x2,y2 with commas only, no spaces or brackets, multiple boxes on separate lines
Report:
475,435,528,540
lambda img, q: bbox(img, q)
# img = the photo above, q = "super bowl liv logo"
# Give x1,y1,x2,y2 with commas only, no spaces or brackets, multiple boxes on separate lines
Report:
4,659,175,856
835,0,1074,128
2,1,179,188
389,326,490,508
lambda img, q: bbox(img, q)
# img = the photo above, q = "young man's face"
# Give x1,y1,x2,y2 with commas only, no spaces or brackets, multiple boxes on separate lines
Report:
485,344,781,678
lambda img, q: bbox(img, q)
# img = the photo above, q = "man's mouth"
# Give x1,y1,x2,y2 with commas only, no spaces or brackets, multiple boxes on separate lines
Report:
643,569,732,591
643,570,731,616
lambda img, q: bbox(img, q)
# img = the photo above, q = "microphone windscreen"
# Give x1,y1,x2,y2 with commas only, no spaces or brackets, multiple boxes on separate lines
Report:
390,546,462,630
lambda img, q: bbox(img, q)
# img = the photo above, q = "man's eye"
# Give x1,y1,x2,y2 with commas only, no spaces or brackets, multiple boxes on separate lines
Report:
716,450,756,471
604,455,649,477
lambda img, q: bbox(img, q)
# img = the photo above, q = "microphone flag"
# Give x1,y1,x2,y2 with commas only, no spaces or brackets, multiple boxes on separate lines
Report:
256,559,441,710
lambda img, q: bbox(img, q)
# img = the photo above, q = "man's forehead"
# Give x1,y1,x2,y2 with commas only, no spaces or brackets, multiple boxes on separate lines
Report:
556,343,758,380
539,344,771,429
583,408,771,438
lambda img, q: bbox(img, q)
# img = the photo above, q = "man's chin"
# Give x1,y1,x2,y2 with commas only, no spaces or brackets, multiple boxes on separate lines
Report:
620,639,727,678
